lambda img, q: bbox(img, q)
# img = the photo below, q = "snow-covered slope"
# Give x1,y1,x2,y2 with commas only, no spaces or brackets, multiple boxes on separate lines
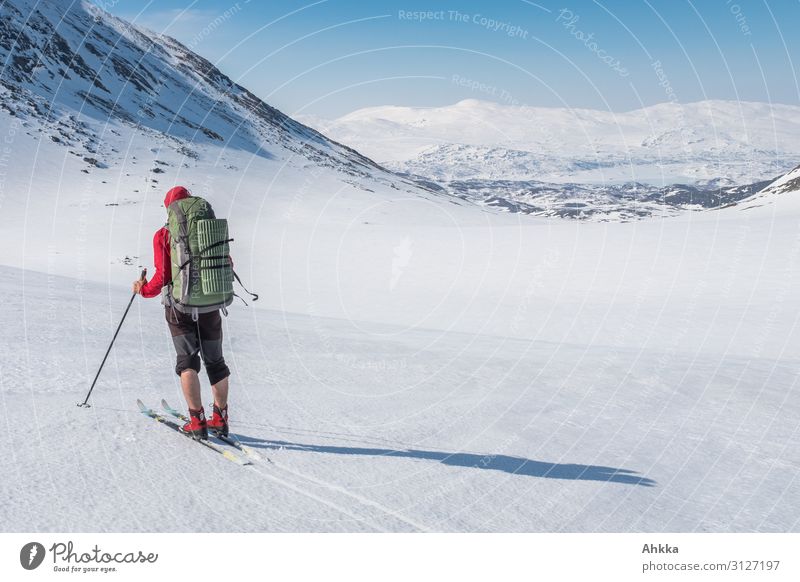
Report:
753,163,800,199
0,0,435,188
732,163,800,213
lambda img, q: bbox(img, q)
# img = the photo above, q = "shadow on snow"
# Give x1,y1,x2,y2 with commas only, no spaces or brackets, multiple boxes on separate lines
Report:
239,436,656,487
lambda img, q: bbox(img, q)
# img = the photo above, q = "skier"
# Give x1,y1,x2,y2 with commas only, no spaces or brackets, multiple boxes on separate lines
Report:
132,186,230,440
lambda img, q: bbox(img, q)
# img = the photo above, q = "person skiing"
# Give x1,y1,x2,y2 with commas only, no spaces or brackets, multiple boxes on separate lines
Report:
132,186,230,440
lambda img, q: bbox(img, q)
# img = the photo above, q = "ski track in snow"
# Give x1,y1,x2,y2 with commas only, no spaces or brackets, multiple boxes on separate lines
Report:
245,463,392,533
254,461,433,532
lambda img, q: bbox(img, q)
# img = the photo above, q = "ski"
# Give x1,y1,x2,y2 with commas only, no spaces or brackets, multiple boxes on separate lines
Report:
160,399,264,462
136,399,251,466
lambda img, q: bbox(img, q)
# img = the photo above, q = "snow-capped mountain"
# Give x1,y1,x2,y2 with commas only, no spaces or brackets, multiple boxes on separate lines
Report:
755,163,800,198
734,163,800,212
0,0,429,192
301,99,800,219
302,99,800,185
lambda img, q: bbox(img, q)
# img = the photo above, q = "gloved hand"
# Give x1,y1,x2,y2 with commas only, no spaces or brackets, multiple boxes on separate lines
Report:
132,269,147,294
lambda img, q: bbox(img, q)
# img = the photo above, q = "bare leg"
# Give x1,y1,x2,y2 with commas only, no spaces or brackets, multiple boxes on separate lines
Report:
180,369,202,410
211,376,229,409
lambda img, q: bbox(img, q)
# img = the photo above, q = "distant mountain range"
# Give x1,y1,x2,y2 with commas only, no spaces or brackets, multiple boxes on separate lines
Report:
427,176,775,222
300,99,800,220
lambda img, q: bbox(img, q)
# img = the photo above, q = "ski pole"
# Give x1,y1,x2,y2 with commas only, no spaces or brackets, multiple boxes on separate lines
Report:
77,268,146,408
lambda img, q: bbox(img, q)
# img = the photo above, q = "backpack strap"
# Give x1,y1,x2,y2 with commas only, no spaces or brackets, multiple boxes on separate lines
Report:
179,238,235,271
233,270,258,302
199,238,234,255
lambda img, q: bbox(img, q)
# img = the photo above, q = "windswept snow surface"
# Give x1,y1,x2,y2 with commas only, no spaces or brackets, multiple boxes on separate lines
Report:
1,149,799,531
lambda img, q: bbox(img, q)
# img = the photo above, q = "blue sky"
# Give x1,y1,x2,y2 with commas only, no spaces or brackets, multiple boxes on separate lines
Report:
106,0,800,118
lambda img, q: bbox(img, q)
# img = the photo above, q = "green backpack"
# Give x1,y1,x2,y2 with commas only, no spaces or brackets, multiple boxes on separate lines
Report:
165,196,235,316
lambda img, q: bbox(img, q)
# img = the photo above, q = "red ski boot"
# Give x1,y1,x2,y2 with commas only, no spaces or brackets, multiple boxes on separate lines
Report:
181,408,208,440
207,403,229,437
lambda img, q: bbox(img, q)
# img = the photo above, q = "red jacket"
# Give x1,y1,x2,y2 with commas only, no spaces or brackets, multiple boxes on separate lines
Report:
140,186,190,299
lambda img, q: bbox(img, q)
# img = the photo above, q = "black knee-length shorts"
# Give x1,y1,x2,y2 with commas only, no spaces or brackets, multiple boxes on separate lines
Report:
165,307,230,385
